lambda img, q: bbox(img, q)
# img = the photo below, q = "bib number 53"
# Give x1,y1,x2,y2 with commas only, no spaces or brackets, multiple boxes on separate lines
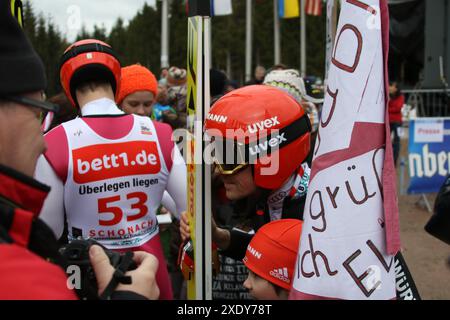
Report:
98,192,148,226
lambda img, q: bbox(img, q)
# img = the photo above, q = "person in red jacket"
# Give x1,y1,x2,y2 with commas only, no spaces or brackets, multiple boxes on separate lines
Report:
388,81,405,166
0,1,159,300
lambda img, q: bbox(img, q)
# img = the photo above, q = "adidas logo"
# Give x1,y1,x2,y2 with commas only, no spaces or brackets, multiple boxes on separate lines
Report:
269,267,290,283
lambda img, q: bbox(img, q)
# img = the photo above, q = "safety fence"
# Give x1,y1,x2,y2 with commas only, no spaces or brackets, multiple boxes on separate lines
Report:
403,88,450,117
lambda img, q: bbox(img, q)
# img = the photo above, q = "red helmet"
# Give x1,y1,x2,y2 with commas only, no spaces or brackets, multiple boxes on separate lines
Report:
205,85,311,190
59,39,121,107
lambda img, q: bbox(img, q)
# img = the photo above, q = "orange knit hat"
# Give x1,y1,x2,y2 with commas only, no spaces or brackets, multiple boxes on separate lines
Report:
243,219,302,290
117,64,158,105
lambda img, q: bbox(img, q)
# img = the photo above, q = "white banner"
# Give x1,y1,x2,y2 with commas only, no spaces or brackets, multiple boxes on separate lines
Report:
290,0,396,300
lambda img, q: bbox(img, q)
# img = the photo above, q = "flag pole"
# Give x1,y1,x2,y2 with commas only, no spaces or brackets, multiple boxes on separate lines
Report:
300,0,306,77
161,0,169,68
245,0,253,82
274,0,281,65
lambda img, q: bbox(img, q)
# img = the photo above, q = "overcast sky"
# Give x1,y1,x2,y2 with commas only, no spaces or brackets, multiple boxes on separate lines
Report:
30,0,157,41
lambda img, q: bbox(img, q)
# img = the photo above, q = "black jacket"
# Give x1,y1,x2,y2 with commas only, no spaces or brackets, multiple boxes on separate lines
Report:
219,193,306,260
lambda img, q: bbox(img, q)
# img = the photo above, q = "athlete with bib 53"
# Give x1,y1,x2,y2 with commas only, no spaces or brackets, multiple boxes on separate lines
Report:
36,39,186,300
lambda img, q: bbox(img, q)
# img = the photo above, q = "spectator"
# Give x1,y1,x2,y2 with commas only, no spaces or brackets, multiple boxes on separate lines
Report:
269,63,287,71
263,69,322,166
117,64,158,117
152,84,177,122
163,66,187,129
245,65,266,85
159,67,169,86
210,68,227,104
388,81,404,166
243,219,302,300
0,1,159,300
224,80,239,94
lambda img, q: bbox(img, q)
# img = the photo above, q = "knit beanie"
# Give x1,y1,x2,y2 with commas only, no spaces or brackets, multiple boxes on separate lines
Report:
167,66,187,87
243,219,302,290
0,0,47,96
264,69,321,132
263,69,323,104
117,64,158,105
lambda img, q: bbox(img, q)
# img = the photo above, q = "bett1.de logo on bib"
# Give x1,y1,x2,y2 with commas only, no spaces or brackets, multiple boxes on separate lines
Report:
72,141,161,184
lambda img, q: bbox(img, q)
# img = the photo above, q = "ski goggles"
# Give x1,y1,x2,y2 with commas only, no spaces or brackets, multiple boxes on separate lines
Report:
210,137,249,175
210,114,312,175
215,162,249,175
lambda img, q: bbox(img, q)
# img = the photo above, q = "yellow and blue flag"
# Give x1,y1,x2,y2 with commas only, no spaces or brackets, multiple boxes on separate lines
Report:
278,0,299,19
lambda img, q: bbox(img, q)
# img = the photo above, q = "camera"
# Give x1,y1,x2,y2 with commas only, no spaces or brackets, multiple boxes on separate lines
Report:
60,239,137,300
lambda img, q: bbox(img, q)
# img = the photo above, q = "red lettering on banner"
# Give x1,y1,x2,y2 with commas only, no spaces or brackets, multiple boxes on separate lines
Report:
321,87,339,128
309,191,327,232
343,249,376,297
343,240,394,297
345,176,376,205
73,141,161,184
300,234,338,278
326,186,340,209
314,131,321,156
346,0,377,15
372,148,383,192
367,240,394,272
332,24,363,73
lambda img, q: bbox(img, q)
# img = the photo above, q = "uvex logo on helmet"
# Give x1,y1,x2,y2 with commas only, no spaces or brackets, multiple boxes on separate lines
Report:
248,133,287,156
247,116,280,133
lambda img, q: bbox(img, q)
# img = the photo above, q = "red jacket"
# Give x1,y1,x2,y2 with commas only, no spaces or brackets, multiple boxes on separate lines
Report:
0,164,77,300
388,94,404,124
